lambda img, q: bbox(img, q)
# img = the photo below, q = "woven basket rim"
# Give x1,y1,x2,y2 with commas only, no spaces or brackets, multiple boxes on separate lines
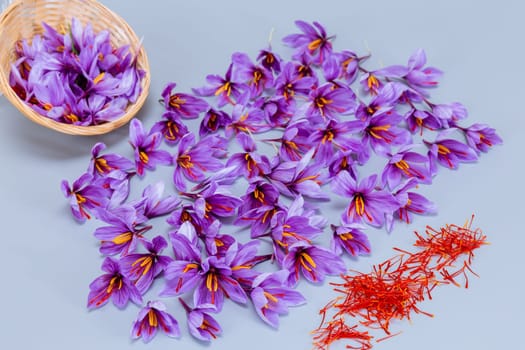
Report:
0,0,150,136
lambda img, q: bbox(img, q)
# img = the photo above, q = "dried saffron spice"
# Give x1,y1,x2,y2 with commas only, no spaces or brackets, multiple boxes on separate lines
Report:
313,218,488,349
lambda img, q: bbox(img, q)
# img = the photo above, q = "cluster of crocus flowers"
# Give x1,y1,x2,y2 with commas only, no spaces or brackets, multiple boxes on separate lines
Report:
312,217,488,349
62,20,501,343
10,18,144,125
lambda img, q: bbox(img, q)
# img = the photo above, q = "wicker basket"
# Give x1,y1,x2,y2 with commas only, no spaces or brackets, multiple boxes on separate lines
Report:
0,0,150,135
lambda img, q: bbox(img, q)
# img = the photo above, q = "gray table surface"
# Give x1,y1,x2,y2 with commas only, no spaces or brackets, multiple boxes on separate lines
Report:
0,0,522,349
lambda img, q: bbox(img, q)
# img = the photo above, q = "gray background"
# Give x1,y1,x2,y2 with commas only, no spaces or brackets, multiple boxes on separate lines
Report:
0,0,522,349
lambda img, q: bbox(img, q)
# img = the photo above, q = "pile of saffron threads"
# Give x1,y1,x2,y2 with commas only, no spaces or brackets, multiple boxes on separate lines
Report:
312,217,488,350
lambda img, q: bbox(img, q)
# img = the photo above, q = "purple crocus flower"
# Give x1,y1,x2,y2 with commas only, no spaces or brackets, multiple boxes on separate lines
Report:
232,52,273,99
225,104,269,137
236,201,283,239
179,299,222,341
270,196,324,262
381,145,431,189
192,254,248,311
172,133,225,191
131,301,180,342
250,270,306,328
192,182,242,222
283,20,333,64
306,83,357,122
94,205,151,256
257,47,282,73
87,257,142,309
405,108,442,135
238,179,280,217
362,112,412,158
331,172,400,227
129,119,172,177
330,223,371,257
88,143,134,178
404,49,443,92
386,179,437,232
355,82,405,121
226,133,270,179
274,61,317,100
162,82,209,119
166,204,204,234
134,182,181,219
61,172,108,222
425,131,478,174
199,108,231,137
431,102,468,128
327,150,358,181
265,122,312,161
282,242,345,287
308,119,364,165
193,63,245,106
151,111,189,145
254,96,294,128
269,148,328,200
460,123,503,153
120,236,172,294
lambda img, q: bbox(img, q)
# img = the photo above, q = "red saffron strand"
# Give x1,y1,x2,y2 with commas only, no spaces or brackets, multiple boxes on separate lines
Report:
313,218,488,350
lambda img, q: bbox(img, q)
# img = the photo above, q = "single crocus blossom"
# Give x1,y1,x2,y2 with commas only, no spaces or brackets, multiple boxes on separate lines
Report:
193,63,245,106
460,123,503,153
120,236,172,294
386,178,437,232
250,270,306,328
306,83,357,122
283,20,334,64
226,133,270,179
257,47,282,73
331,172,400,227
131,300,180,342
172,133,225,191
151,111,190,145
179,299,222,342
94,205,151,256
232,52,273,99
425,131,478,174
199,108,231,137
88,142,134,178
274,61,317,100
87,257,142,309
61,172,108,222
238,179,280,216
282,242,345,287
129,119,172,177
330,223,371,257
161,82,209,119
134,182,181,219
405,108,442,135
381,145,431,189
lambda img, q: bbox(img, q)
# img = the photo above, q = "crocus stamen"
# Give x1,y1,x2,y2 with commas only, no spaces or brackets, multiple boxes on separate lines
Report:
367,74,380,91
264,291,279,303
75,193,87,204
169,95,185,109
148,309,158,327
321,130,335,144
299,252,317,271
479,134,493,146
315,96,332,109
165,121,180,140
93,72,105,84
94,157,112,174
206,273,219,292
354,194,365,217
139,151,149,164
207,113,218,130
177,154,193,169
253,188,265,203
64,113,79,123
437,144,451,155
283,84,295,99
308,38,323,51
214,82,232,96
253,70,263,85
183,263,198,273
42,103,53,111
244,153,258,172
112,231,133,244
340,232,354,241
